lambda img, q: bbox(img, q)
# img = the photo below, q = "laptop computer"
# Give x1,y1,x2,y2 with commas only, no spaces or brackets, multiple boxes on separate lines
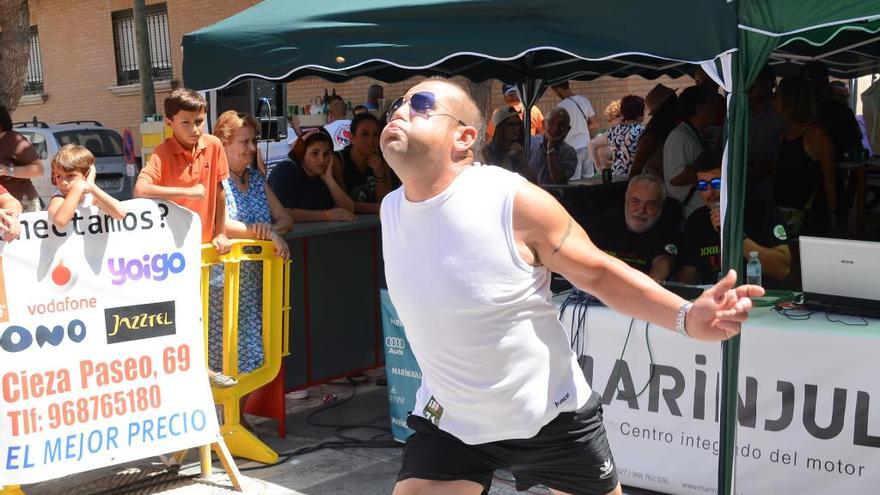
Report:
800,236,880,318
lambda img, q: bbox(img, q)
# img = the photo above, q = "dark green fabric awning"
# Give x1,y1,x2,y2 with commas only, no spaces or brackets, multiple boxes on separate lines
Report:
182,0,738,91
739,2,880,79
719,4,880,494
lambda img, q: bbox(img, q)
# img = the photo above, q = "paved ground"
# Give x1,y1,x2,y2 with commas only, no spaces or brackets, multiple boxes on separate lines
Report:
24,368,664,495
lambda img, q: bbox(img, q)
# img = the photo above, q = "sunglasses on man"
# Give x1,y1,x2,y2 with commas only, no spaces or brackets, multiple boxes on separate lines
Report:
696,178,722,191
386,91,468,127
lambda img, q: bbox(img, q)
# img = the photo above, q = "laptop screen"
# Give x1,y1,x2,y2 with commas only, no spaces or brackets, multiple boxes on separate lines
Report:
800,236,880,302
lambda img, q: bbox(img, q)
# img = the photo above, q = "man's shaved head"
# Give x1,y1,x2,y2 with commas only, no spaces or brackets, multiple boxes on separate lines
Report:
381,78,482,173
425,77,482,130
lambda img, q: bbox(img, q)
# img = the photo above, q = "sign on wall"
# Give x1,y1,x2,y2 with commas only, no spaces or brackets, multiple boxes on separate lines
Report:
0,200,219,486
564,304,880,494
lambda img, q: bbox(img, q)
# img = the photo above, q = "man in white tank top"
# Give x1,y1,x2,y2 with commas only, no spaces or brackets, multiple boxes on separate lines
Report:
380,79,763,495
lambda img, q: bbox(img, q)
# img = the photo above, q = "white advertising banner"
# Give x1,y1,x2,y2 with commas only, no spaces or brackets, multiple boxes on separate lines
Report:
562,302,880,494
0,200,220,486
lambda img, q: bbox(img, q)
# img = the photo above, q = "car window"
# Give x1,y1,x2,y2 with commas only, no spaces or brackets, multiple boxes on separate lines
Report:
53,130,123,157
18,131,49,159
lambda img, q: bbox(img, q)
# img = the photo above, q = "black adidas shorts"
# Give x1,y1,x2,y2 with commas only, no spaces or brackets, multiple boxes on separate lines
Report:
397,393,619,495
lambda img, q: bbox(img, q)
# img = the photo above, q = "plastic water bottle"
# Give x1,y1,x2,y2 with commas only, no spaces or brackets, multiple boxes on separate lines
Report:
746,251,762,286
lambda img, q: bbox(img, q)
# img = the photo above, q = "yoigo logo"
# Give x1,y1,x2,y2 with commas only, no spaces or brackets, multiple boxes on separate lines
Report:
107,252,186,285
385,336,406,355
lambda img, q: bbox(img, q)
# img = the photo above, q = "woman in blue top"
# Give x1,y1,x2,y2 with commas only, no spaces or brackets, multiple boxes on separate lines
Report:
208,111,292,399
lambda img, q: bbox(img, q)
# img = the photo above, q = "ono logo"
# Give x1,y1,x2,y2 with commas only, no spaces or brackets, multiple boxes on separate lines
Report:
0,319,87,353
107,252,186,285
385,337,406,355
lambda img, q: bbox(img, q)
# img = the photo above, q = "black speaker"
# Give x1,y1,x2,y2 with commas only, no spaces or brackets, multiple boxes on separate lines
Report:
215,80,287,141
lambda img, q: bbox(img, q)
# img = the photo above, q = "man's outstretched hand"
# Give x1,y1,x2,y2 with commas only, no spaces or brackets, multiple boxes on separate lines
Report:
686,270,764,341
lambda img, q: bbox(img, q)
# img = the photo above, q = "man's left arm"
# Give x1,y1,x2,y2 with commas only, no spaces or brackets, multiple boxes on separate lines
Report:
514,181,762,341
742,210,791,281
3,135,44,179
742,239,790,281
650,227,680,282
648,255,675,282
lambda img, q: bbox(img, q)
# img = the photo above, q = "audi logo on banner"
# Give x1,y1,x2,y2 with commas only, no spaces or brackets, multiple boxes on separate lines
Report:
385,336,405,355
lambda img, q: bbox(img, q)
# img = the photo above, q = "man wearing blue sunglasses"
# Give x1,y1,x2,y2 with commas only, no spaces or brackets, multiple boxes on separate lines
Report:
678,149,791,285
381,79,763,495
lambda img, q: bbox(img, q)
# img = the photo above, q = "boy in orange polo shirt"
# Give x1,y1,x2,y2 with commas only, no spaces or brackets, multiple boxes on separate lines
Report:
135,88,231,252
134,88,234,388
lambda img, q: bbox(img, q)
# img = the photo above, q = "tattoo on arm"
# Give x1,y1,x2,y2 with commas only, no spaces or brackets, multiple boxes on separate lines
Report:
552,218,573,255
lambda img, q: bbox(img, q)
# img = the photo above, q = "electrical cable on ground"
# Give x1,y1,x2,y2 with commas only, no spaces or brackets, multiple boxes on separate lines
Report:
238,376,401,473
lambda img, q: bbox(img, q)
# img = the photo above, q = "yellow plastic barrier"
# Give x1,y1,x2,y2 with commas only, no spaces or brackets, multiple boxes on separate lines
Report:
201,240,291,464
0,486,24,495
140,120,174,165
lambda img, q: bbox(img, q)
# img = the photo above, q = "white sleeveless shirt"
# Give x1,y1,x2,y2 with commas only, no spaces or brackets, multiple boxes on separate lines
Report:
380,164,591,444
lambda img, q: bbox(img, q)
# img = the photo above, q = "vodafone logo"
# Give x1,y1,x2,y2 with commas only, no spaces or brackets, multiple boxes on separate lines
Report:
385,336,405,355
48,260,77,292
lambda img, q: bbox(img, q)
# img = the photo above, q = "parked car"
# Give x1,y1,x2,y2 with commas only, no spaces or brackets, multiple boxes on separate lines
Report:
12,119,135,206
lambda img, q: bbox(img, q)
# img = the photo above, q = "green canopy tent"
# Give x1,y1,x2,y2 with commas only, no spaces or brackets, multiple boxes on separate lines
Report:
182,0,737,90
720,4,880,494
182,0,738,156
182,1,880,493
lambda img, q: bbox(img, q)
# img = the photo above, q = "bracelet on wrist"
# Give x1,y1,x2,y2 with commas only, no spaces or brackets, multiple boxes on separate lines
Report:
676,301,693,338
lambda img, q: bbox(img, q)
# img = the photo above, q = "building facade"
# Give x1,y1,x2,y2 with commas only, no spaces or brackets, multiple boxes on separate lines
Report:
11,0,693,154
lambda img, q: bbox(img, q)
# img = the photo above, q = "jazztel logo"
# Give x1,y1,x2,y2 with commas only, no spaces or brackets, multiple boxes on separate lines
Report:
104,301,176,344
385,336,406,355
107,252,185,285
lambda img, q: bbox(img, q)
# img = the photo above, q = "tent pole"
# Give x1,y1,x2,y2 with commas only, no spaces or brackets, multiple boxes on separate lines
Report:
718,53,748,495
519,78,546,163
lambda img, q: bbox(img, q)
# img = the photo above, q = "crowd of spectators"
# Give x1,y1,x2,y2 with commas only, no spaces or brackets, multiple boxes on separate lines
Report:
576,61,865,289
375,64,849,292
3,65,867,299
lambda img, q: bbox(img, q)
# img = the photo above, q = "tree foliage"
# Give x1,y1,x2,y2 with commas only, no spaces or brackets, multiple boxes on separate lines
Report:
0,0,32,112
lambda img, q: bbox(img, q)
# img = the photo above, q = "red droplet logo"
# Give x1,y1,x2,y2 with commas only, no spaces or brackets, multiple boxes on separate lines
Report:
52,261,71,286
49,260,76,291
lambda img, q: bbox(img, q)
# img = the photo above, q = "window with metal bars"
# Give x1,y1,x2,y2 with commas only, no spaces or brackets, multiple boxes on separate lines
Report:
24,26,44,94
111,3,172,86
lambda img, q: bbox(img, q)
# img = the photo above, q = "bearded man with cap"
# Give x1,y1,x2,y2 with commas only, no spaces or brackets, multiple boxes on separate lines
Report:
586,174,681,281
486,83,544,140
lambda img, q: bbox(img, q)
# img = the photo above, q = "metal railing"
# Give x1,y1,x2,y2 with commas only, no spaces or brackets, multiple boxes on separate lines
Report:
111,3,173,86
23,26,43,95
